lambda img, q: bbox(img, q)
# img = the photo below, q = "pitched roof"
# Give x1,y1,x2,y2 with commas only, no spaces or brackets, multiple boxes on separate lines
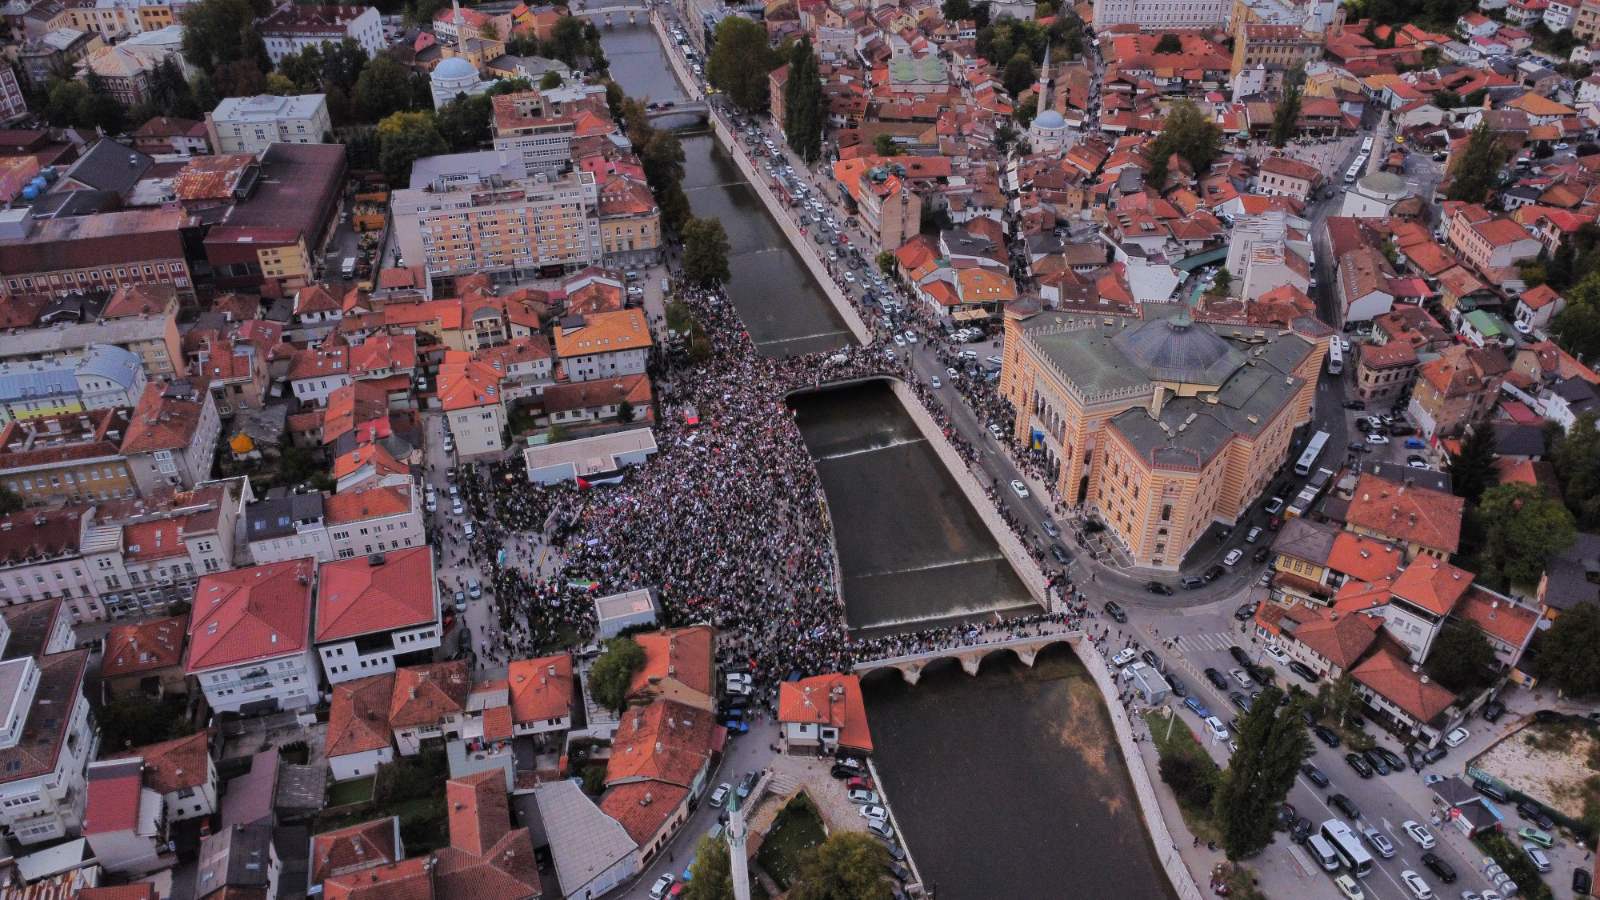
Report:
309,817,402,890
1288,610,1381,669
433,771,540,899
1351,647,1456,725
777,673,874,751
1390,557,1474,616
1326,532,1406,582
552,308,652,359
100,615,187,679
315,547,437,643
186,558,316,673
507,654,572,725
321,856,435,900
325,482,413,525
84,758,146,836
627,626,714,700
437,352,503,412
0,650,89,786
326,673,397,759
1452,588,1539,648
121,380,210,454
605,700,719,788
117,732,209,794
389,661,471,728
1345,474,1465,554
598,780,690,846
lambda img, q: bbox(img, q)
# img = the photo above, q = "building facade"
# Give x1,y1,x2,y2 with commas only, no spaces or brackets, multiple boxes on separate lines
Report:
205,94,333,154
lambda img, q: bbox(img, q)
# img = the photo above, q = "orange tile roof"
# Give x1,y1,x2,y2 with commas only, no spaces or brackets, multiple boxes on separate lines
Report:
122,381,210,453
326,673,396,759
507,654,572,725
1351,647,1456,724
600,780,690,845
552,308,652,359
628,626,714,701
80,887,160,900
324,482,412,526
187,558,316,673
350,334,418,377
1390,557,1474,616
433,771,539,899
1452,588,1539,648
316,547,437,643
309,817,401,889
445,770,508,856
481,704,513,742
330,445,408,486
777,673,873,751
437,353,503,413
389,660,470,728
1333,577,1395,616
112,731,210,795
322,855,436,900
1288,610,1381,668
605,699,719,787
1345,474,1465,554
101,615,187,679
1326,533,1405,582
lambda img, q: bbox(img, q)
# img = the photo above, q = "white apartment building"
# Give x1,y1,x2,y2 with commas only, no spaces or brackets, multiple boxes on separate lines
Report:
120,379,221,498
257,4,384,65
314,547,441,685
186,558,320,715
246,482,424,564
0,651,96,846
552,309,652,383
245,492,334,565
1092,0,1230,29
438,354,507,456
205,94,333,155
392,151,603,283
0,344,147,424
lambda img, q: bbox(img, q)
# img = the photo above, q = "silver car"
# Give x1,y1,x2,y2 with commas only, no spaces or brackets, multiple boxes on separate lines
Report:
1361,825,1395,858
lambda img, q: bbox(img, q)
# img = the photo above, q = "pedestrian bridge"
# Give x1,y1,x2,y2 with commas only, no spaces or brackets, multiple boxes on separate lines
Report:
852,629,1085,685
643,101,710,123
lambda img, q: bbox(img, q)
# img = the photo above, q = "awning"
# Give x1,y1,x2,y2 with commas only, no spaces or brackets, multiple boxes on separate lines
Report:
952,307,991,321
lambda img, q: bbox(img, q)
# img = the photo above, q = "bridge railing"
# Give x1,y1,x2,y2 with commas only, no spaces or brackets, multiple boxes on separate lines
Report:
850,628,1082,670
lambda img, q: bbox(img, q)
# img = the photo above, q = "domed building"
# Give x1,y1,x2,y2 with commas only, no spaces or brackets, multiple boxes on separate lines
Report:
998,307,1329,570
1029,109,1069,155
1341,170,1411,219
430,56,488,109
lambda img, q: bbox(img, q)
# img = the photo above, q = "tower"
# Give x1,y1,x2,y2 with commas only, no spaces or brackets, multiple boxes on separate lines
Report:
1036,41,1052,119
727,793,752,900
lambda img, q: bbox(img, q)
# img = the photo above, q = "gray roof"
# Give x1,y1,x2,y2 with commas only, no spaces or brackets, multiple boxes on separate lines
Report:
1492,421,1547,459
221,751,277,829
1112,314,1247,387
1540,531,1600,612
1361,461,1452,495
76,344,143,386
1272,517,1340,565
0,363,74,404
61,139,152,196
245,493,325,542
195,823,275,895
532,779,638,897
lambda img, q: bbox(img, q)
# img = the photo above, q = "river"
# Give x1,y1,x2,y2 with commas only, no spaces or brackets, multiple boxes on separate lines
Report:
602,24,853,357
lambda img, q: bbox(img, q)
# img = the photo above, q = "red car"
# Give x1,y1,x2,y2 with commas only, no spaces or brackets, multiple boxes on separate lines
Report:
846,775,874,792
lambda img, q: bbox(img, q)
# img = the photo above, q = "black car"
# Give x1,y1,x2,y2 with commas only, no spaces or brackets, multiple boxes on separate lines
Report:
1229,691,1251,712
1146,581,1174,596
1276,802,1298,831
1288,660,1320,683
877,838,906,862
1421,852,1457,884
1575,865,1593,896
830,760,863,779
1330,793,1361,820
1234,602,1258,621
1345,752,1375,778
1300,763,1330,788
1167,675,1188,698
1312,725,1341,747
1141,650,1162,670
1291,816,1314,844
1245,662,1274,685
1181,575,1206,590
1204,668,1229,690
1203,564,1224,583
1362,749,1391,776
1103,601,1128,623
1518,799,1556,831
1252,547,1271,564
1374,747,1405,771
1421,744,1448,765
1344,400,1366,410
1050,544,1072,565
1229,646,1252,667
1482,699,1506,722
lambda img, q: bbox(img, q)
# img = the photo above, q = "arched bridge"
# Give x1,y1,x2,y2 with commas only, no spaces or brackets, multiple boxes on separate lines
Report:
852,629,1084,685
643,101,709,123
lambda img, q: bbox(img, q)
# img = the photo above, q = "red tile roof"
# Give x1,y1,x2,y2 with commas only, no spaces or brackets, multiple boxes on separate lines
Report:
117,732,209,794
101,615,187,679
326,673,397,758
121,380,212,454
389,661,470,728
1345,474,1465,555
80,887,161,900
437,353,503,413
322,855,436,900
187,559,315,673
1453,588,1539,649
606,699,719,788
309,817,402,890
433,772,540,899
1391,558,1474,616
778,673,874,751
1351,648,1456,725
628,626,714,702
324,482,413,525
1289,610,1381,669
507,654,572,725
84,760,145,836
316,547,437,643
1326,533,1405,583
600,780,690,846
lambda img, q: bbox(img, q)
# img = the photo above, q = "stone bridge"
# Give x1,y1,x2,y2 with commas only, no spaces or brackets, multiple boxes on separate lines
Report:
575,3,649,25
851,629,1084,685
643,101,709,123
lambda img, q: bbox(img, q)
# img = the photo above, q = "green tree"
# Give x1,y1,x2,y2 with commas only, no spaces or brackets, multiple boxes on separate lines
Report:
181,0,268,85
680,837,735,900
97,695,193,751
1425,621,1499,694
632,116,691,231
616,400,635,424
1155,33,1183,53
1316,673,1364,729
873,132,898,156
683,217,732,289
707,16,779,112
377,110,447,184
1270,82,1302,148
789,832,892,900
1549,411,1600,526
1213,266,1233,295
539,69,563,90
1447,425,1499,505
354,55,418,123
1158,751,1219,811
588,636,645,712
604,79,626,121
1536,603,1600,697
487,77,536,97
1145,100,1221,190
1213,684,1308,859
1002,52,1038,98
1434,89,1462,109
1446,121,1506,202
944,0,973,17
1477,483,1576,588
435,93,493,151
546,16,595,68
783,37,825,163
877,250,897,277
43,79,90,127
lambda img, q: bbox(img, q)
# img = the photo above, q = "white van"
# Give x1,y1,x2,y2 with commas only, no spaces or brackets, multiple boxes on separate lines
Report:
340,257,357,279
1307,834,1341,872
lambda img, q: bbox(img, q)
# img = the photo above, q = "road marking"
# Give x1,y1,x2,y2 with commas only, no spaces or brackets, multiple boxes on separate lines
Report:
1173,632,1234,653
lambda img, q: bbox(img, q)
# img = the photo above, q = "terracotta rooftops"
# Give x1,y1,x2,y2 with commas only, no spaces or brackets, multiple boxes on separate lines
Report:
315,547,436,643
507,654,573,725
1345,474,1464,555
325,673,396,759
186,558,315,673
1390,557,1474,617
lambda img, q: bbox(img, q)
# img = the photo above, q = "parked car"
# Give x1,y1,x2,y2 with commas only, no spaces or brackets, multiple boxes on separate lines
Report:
1399,870,1433,900
1288,660,1320,683
1263,496,1285,514
1102,601,1127,623
1345,752,1375,778
1443,726,1470,747
1362,749,1391,776
1312,725,1341,747
1229,691,1251,712
858,804,888,822
1229,646,1252,667
1140,650,1162,670
1204,668,1229,689
1111,648,1138,667
1517,800,1555,831
709,784,731,808
1204,716,1229,741
1330,793,1361,820
1333,874,1364,900
1374,747,1405,771
1292,816,1314,845
1145,581,1174,595
1575,866,1593,896
1523,843,1552,873
1223,548,1243,567
1421,852,1456,883
1300,763,1329,788
1517,827,1553,848
1403,820,1436,849
649,874,675,899
1234,602,1258,621
1184,697,1211,718
1230,669,1254,688
867,819,894,839
1481,699,1506,722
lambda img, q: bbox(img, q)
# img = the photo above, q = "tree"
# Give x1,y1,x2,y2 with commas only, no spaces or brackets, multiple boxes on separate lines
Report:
377,110,447,183
435,93,493,151
539,69,563,90
1212,684,1308,859
1434,89,1462,109
1447,425,1499,505
1536,603,1600,697
1155,33,1183,53
616,400,635,424
1549,411,1600,527
707,17,778,112
783,38,825,163
873,133,898,156
1476,483,1576,588
97,695,193,751
180,0,268,85
487,77,535,97
943,0,973,18
1425,621,1499,693
1270,82,1302,148
683,217,732,289
1158,750,1219,811
789,832,892,900
680,838,734,900
1213,266,1233,295
1316,673,1363,729
1145,100,1221,190
1447,121,1506,202
43,79,90,127
877,250,897,277
588,636,645,712
1002,52,1038,98
354,55,417,123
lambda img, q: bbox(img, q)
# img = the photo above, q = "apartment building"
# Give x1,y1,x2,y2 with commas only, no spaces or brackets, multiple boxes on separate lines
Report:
1230,23,1323,77
185,558,319,715
0,650,95,846
314,547,441,685
0,206,194,304
205,94,333,155
1409,344,1509,439
257,5,384,65
598,174,663,267
1093,0,1230,29
490,91,579,177
391,152,603,284
1573,0,1600,40
0,344,147,424
0,508,104,623
438,353,507,456
508,653,573,736
84,732,216,875
1445,204,1542,283
0,409,137,508
552,308,652,383
246,482,425,564
119,380,220,497
1355,341,1419,404
1000,309,1322,570
0,286,184,377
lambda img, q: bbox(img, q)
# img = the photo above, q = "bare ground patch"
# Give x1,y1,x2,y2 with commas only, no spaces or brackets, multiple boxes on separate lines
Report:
1476,720,1600,819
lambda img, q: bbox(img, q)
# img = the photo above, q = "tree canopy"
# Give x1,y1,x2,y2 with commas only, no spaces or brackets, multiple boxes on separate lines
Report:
1002,53,1038,99
679,838,734,900
1424,621,1499,694
1475,483,1576,589
1145,101,1222,190
180,0,269,94
1446,121,1506,202
377,111,448,184
1270,83,1302,148
707,17,780,112
1213,683,1308,859
435,93,494,151
1536,604,1600,697
683,218,732,289
1447,425,1499,505
588,636,646,712
789,832,892,900
783,38,826,163
1548,412,1600,527
354,55,423,123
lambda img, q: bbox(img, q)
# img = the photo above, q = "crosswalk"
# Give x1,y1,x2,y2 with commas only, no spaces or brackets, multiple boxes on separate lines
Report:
1171,631,1240,654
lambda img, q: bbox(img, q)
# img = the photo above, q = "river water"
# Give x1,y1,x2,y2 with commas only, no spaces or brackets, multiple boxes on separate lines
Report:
602,24,852,357
599,24,1173,900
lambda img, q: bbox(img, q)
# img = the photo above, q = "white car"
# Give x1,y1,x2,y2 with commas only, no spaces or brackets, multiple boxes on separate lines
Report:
843,272,855,283
867,819,894,839
1009,480,1029,499
1230,668,1254,689
847,789,878,804
726,673,753,695
710,784,731,807
649,874,675,900
892,334,906,347
451,498,464,516
903,331,917,344
1264,644,1290,665
1333,874,1365,900
858,804,888,821
930,376,942,389
1443,726,1470,747
1112,648,1138,667
1204,716,1229,742
1223,548,1243,567
1402,820,1436,849
1400,870,1433,900
1366,433,1391,445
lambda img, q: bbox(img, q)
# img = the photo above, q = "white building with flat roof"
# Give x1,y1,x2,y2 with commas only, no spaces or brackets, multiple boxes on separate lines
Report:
205,94,333,154
594,588,657,638
523,427,658,485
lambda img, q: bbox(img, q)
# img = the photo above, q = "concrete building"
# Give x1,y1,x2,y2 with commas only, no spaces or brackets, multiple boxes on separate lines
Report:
1230,23,1323,77
552,308,651,383
324,672,396,781
0,409,138,508
598,174,663,267
1336,245,1396,323
1341,170,1412,218
0,207,194,305
119,380,219,497
438,352,507,456
531,779,639,900
392,152,602,284
0,650,95,846
1093,0,1230,29
429,56,490,109
185,558,319,715
205,94,333,155
98,614,189,699
598,699,718,866
1355,340,1419,404
0,286,184,376
1000,308,1323,569
314,548,441,685
257,5,384,65
508,653,573,737
1408,345,1508,440
851,169,921,254
594,588,657,639
777,673,873,756
0,345,146,424
523,426,658,484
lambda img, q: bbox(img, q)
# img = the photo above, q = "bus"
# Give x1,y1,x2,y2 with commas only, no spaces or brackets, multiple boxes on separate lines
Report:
1327,339,1343,375
1320,819,1374,877
1360,135,1375,153
1286,466,1335,519
1294,430,1330,476
1344,162,1361,185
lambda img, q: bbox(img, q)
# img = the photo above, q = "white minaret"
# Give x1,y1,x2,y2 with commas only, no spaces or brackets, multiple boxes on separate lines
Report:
1037,41,1052,120
727,793,752,900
